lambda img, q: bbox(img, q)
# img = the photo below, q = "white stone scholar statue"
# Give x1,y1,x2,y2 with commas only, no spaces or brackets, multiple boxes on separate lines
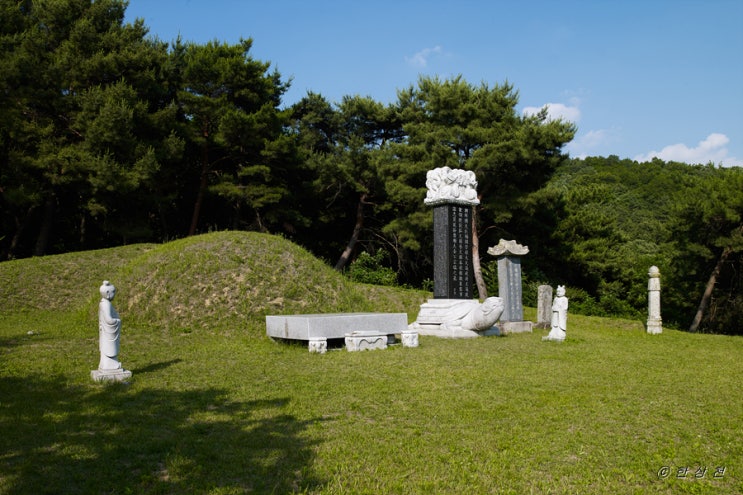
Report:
544,285,568,342
91,281,132,382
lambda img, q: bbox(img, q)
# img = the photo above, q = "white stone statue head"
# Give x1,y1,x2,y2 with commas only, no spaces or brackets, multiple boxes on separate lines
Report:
556,285,566,297
100,280,116,300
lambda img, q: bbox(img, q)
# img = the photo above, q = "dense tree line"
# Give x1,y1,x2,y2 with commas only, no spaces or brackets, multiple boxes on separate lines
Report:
2,1,740,334
0,0,573,271
513,157,743,334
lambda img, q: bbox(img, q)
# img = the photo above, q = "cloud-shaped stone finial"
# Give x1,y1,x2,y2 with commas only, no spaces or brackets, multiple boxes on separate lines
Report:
487,239,529,257
424,166,480,206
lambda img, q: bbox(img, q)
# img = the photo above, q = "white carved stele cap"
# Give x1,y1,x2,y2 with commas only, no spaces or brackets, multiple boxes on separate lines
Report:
424,166,480,206
487,239,529,257
649,265,660,277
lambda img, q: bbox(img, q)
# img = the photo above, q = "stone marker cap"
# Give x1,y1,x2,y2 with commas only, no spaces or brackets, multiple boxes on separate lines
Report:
487,239,529,257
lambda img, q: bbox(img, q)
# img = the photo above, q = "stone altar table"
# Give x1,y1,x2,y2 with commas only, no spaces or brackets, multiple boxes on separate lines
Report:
266,313,410,353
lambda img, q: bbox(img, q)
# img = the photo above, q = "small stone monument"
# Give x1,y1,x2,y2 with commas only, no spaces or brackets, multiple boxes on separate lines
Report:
487,239,533,334
536,285,553,328
91,281,132,382
543,285,568,342
646,266,663,334
410,167,504,337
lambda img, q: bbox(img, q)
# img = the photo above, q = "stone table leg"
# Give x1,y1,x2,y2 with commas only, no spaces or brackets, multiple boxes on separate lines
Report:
308,337,327,354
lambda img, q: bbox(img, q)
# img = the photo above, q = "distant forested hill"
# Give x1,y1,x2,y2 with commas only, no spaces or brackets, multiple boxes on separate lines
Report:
511,156,742,334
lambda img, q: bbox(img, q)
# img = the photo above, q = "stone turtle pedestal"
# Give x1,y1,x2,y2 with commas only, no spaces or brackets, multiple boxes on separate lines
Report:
413,299,484,338
410,298,504,338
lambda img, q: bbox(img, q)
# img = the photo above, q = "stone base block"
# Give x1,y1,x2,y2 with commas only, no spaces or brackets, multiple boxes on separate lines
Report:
308,337,327,354
401,329,419,347
646,318,663,334
500,321,533,334
91,369,132,382
345,331,387,351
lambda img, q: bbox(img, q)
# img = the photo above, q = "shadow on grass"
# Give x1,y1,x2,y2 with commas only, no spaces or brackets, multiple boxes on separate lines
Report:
0,373,324,494
133,359,183,375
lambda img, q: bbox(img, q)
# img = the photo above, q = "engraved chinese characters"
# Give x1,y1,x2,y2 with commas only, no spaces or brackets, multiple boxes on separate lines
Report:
449,205,469,298
434,204,473,299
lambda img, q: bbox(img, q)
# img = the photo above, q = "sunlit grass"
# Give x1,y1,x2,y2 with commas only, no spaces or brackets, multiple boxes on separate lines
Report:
1,232,741,494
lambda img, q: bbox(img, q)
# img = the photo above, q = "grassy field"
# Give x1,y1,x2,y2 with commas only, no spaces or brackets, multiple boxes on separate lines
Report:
1,231,741,494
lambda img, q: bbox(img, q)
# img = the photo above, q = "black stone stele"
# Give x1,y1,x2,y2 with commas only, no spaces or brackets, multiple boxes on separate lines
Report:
433,204,473,299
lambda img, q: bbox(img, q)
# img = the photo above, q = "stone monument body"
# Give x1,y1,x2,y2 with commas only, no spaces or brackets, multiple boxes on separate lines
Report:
91,281,132,382
487,239,533,334
537,285,553,328
433,203,473,299
646,266,663,334
410,167,504,337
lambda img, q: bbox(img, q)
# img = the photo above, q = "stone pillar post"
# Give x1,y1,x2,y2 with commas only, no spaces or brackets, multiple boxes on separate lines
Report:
647,266,663,334
537,285,553,328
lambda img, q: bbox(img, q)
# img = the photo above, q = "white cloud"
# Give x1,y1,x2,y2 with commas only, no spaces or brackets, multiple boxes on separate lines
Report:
566,128,618,158
634,133,742,167
522,102,581,123
405,45,442,68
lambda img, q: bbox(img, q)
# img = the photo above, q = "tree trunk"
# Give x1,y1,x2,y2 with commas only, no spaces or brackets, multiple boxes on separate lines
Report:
79,214,86,246
33,194,56,256
472,204,488,300
5,207,32,259
689,246,732,332
188,140,210,237
334,193,367,271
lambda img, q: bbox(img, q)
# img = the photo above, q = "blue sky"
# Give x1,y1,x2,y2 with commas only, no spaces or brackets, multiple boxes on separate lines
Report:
125,0,743,166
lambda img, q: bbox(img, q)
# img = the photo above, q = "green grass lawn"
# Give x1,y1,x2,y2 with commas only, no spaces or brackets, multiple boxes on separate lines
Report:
1,232,741,494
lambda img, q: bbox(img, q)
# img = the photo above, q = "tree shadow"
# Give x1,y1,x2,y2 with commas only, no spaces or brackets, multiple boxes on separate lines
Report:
133,359,183,375
0,374,325,493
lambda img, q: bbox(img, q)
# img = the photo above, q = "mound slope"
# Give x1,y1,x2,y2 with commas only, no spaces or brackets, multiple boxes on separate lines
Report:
1,231,425,334
119,231,371,331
